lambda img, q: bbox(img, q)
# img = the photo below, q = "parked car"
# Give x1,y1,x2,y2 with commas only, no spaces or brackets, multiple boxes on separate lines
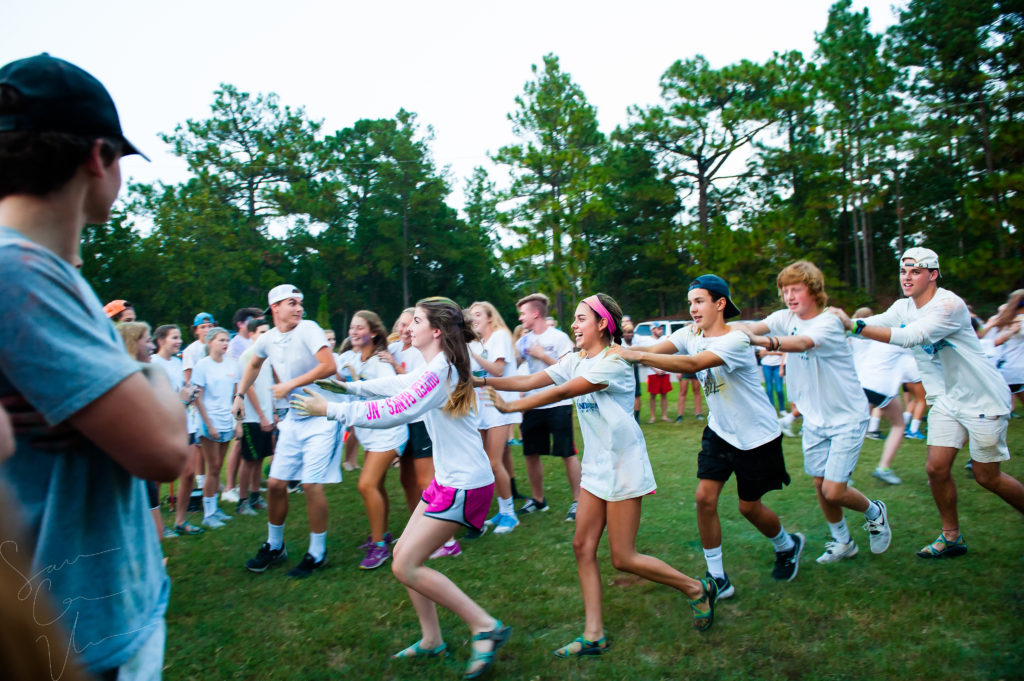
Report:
632,319,690,341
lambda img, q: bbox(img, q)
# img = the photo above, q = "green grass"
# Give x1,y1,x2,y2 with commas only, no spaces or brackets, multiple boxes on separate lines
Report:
161,394,1024,681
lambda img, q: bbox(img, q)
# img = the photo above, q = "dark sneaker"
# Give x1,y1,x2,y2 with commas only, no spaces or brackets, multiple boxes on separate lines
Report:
517,498,549,515
771,532,805,582
565,501,578,522
288,551,327,578
865,430,884,440
246,542,287,573
705,570,734,599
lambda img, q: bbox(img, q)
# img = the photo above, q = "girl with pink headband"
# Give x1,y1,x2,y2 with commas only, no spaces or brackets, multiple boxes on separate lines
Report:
480,293,718,657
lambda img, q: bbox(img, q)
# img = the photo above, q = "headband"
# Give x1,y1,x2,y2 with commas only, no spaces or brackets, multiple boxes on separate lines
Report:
583,295,617,335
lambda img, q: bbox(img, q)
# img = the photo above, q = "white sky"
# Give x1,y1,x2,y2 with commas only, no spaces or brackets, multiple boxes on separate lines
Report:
5,0,902,211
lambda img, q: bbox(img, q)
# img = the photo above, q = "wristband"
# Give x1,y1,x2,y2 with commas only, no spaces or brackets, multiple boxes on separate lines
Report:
483,376,487,386
853,319,866,336
234,393,245,400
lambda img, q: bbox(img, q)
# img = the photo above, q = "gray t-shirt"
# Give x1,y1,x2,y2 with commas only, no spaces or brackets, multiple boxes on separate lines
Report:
0,226,170,673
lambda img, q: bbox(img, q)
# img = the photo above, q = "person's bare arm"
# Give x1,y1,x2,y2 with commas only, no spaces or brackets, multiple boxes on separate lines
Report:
476,371,555,392
486,377,602,413
608,344,724,374
67,366,188,481
233,353,267,420
271,346,336,400
472,351,507,377
525,343,559,366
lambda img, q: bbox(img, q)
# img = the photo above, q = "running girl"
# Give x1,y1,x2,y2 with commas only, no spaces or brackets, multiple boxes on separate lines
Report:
291,297,509,679
482,294,718,655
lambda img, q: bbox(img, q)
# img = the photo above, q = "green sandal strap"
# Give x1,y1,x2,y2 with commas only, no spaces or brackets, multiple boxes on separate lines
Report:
689,578,717,632
465,621,512,679
554,636,608,658
392,640,447,658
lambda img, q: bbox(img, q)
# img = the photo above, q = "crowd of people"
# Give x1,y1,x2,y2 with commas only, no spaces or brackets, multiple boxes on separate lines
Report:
1,54,1023,681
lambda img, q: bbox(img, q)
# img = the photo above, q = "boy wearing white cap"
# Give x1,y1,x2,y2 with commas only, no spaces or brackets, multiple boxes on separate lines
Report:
831,248,1024,558
234,284,340,577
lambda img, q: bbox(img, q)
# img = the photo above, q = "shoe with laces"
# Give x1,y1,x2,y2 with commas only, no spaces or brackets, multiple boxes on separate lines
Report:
905,429,926,441
772,532,805,581
517,498,549,515
250,496,268,510
493,513,520,535
865,430,884,440
221,487,240,503
246,542,287,572
816,539,859,564
705,570,734,599
201,515,225,529
871,468,902,485
236,499,258,516
213,508,233,522
565,501,578,522
288,550,327,578
483,512,501,527
429,541,462,560
358,532,394,550
863,500,892,554
359,544,390,570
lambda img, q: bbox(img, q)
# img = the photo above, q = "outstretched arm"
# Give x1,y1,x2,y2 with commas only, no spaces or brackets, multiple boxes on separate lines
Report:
476,371,554,392
486,377,603,413
607,344,724,374
732,324,816,353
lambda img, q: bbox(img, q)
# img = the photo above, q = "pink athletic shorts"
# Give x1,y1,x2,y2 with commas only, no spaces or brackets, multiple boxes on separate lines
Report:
422,479,495,531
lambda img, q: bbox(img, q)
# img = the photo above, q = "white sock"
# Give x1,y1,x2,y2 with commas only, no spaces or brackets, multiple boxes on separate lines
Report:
308,531,327,561
780,413,795,427
868,416,880,431
498,496,514,516
828,518,851,544
902,411,911,424
202,495,217,518
864,500,881,521
703,546,725,579
444,539,457,548
771,528,794,552
196,474,206,488
911,419,922,433
267,522,285,550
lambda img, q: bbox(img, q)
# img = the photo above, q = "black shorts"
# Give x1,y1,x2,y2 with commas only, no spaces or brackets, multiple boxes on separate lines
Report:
1010,383,1023,394
862,388,894,408
401,421,433,459
241,422,274,461
189,432,200,446
145,480,159,509
697,427,790,502
521,405,575,458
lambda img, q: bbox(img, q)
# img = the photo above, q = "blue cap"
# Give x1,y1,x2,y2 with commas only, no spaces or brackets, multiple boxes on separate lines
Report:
193,312,215,327
688,274,741,319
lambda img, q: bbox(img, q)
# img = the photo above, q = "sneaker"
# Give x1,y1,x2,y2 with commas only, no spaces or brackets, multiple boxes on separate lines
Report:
705,570,734,599
201,515,225,529
815,539,859,564
236,499,258,516
287,480,304,493
863,500,892,554
173,522,204,536
905,429,926,441
493,513,520,535
359,544,390,570
221,487,240,503
162,527,179,539
509,438,522,446
771,532,805,581
696,413,705,421
463,526,487,540
778,416,797,438
916,532,967,559
565,501,578,522
429,541,462,560
213,508,233,522
288,551,328,578
246,542,287,572
673,414,684,423
483,512,502,527
871,468,902,485
517,498,549,515
250,496,268,510
358,532,395,550
865,430,884,440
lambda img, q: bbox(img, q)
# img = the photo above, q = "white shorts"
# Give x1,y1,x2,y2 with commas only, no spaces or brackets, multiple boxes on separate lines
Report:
270,413,342,484
926,404,1010,463
802,418,868,483
898,353,921,384
478,403,522,430
354,423,408,453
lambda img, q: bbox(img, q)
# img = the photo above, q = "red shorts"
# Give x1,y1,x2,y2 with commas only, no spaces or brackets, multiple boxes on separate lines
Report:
647,373,672,395
422,479,495,530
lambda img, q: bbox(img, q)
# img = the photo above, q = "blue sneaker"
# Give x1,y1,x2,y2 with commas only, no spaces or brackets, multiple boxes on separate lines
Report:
906,429,926,441
493,513,520,535
483,512,502,527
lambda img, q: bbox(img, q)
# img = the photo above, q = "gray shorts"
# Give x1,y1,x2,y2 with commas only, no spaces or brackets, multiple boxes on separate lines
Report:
802,418,868,483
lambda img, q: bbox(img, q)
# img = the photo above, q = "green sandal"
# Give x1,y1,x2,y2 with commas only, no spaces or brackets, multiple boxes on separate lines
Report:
174,522,204,536
916,532,967,559
464,620,512,679
391,640,447,658
553,636,609,658
689,577,718,632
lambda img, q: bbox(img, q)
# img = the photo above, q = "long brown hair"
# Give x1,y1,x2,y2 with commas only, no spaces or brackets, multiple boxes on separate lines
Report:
992,289,1024,329
417,297,477,417
353,310,389,355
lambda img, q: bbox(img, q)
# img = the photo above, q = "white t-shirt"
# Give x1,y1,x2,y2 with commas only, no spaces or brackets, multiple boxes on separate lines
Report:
240,345,274,423
866,288,1011,417
471,329,522,428
150,354,184,392
760,352,783,368
991,317,1024,385
515,326,575,408
849,335,904,397
181,339,205,373
343,351,409,452
227,333,252,361
546,349,656,501
668,327,780,450
326,352,491,489
763,310,868,429
191,355,240,434
250,320,331,420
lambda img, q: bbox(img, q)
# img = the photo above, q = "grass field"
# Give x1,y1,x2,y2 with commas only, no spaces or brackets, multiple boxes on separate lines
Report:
161,394,1024,681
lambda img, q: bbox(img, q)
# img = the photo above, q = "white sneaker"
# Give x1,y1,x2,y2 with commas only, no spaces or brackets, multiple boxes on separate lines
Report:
221,487,240,503
202,515,226,529
213,508,233,522
863,500,892,554
778,416,797,438
236,500,258,516
493,513,520,535
816,539,858,564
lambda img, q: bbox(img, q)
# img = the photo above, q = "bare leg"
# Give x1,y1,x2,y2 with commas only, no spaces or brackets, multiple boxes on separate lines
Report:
972,460,1024,514
925,445,960,539
564,455,581,502
343,428,360,469
224,438,241,491
173,447,198,526
571,490,607,641
358,451,395,542
398,455,435,513
879,398,905,470
691,380,703,416
266,477,289,526
695,479,725,548
482,426,512,499
737,498,783,538
200,439,225,498
815,477,870,523
525,454,544,500
303,482,327,534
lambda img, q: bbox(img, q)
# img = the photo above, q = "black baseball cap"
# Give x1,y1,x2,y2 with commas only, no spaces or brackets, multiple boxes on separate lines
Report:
0,53,148,160
688,274,742,319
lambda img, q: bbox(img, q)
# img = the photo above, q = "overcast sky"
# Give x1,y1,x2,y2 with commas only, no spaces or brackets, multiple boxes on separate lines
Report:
6,0,902,210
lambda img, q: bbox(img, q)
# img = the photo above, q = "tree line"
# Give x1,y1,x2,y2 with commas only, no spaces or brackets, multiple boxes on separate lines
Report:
83,0,1023,331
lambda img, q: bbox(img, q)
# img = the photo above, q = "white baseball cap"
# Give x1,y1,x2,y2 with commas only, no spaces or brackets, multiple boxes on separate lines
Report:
265,284,303,312
900,247,939,270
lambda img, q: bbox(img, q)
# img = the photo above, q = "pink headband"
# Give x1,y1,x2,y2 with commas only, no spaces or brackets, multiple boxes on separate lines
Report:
583,295,617,335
